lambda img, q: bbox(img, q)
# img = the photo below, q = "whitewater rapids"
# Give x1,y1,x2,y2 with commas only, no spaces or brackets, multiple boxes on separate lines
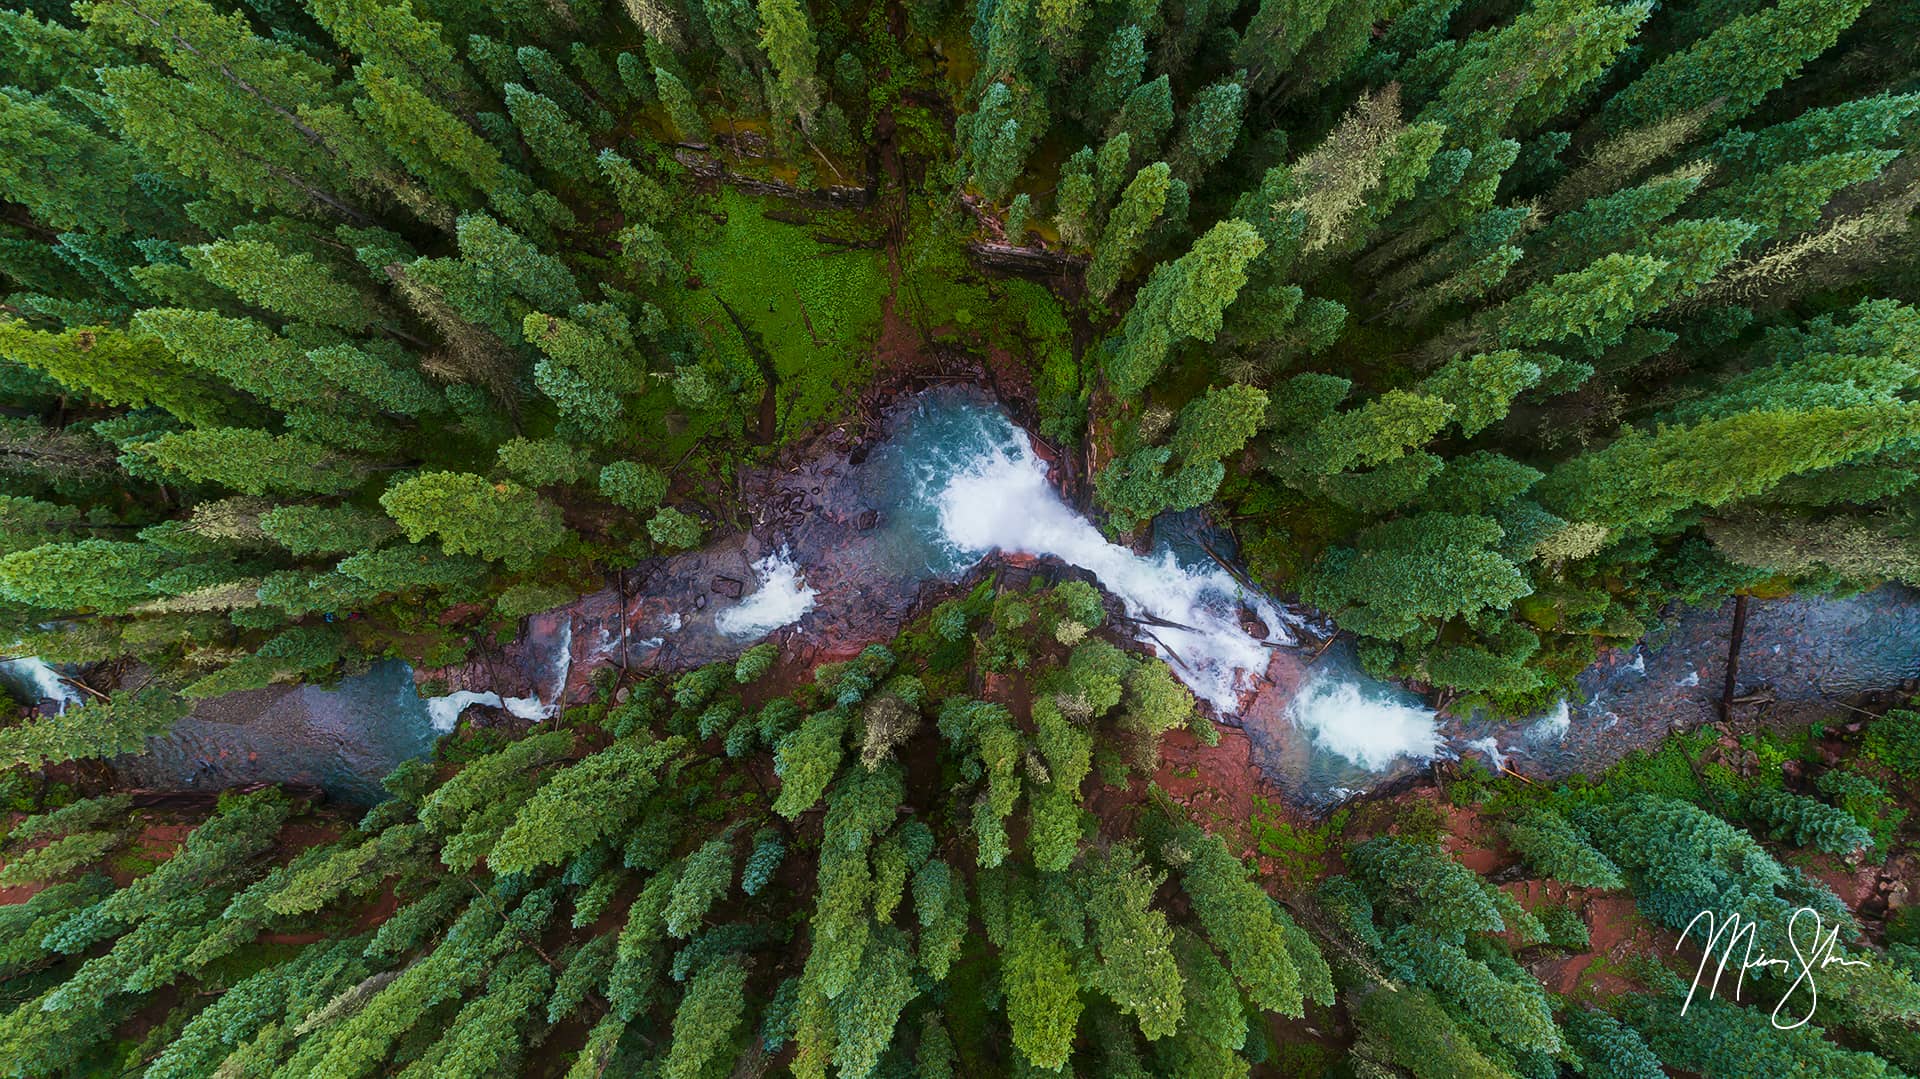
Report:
922,406,1292,713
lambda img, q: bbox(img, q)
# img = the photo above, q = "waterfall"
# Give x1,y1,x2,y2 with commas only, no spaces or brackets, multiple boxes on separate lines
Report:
425,690,502,733
715,548,818,638
1524,699,1571,743
1464,735,1508,772
0,657,82,715
424,624,571,731
924,406,1292,713
1285,665,1442,770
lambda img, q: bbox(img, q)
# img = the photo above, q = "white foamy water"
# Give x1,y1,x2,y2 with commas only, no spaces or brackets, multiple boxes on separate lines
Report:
716,548,818,638
1465,735,1507,772
424,689,557,732
1524,698,1571,743
425,689,501,733
930,420,1291,712
1286,672,1442,770
424,626,571,731
0,657,82,714
544,623,572,703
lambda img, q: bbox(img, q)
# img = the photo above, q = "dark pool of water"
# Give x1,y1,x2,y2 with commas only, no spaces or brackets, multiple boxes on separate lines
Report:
1450,586,1920,783
112,660,438,804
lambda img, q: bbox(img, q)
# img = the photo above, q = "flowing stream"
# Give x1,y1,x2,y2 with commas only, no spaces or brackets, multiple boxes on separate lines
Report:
112,660,438,804
9,389,1915,804
860,392,1299,712
0,657,82,714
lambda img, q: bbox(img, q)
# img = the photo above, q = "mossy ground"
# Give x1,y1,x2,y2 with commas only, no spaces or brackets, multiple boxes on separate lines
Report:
680,190,890,441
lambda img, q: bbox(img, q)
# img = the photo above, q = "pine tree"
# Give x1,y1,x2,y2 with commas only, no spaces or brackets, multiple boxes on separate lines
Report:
1277,86,1444,264
1053,147,1097,247
1235,0,1339,92
0,89,159,235
1563,1008,1667,1079
1303,512,1530,640
1108,219,1265,396
518,45,610,129
758,0,821,127
1419,351,1542,436
664,956,751,1077
1386,929,1564,1054
455,212,581,310
137,428,364,495
1170,825,1308,1016
1168,383,1268,464
1419,0,1650,147
970,112,1025,202
379,471,570,570
496,437,593,486
1502,809,1625,887
654,67,710,142
1709,91,1920,178
1108,75,1174,155
599,150,671,224
489,738,681,874
741,827,787,895
0,321,227,425
1743,788,1875,854
1086,24,1146,121
1541,401,1920,535
1086,162,1172,301
599,460,669,512
831,928,916,1078
523,303,644,439
1169,78,1246,182
1003,885,1082,1070
1083,843,1184,1039
1620,979,1894,1078
1599,0,1874,135
774,709,850,818
310,0,476,108
646,507,704,549
352,69,502,212
1695,149,1896,241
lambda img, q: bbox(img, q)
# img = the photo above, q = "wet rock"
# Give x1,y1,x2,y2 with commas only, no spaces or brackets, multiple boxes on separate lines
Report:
694,594,708,610
713,576,745,599
1238,604,1269,639
856,509,879,531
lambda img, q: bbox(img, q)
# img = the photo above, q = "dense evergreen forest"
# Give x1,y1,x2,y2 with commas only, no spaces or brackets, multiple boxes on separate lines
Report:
2,0,1920,1072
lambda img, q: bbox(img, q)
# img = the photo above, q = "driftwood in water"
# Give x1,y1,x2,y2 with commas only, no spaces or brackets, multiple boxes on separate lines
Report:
1197,538,1264,598
1115,609,1203,635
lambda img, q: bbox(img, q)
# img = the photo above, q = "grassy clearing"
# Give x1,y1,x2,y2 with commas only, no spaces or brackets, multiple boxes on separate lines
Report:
682,190,889,440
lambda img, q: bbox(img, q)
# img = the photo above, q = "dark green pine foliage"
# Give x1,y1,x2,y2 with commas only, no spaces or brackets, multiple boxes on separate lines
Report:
0,0,1915,1072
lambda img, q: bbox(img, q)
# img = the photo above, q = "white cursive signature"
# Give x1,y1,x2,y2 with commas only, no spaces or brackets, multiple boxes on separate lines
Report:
1678,907,1873,1029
